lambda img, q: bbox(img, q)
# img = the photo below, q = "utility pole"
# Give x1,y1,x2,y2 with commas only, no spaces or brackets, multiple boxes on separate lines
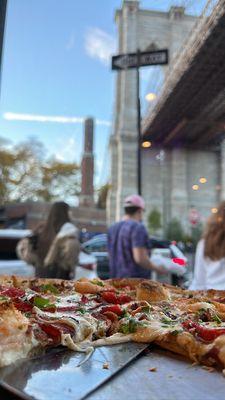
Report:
0,0,7,95
136,49,142,195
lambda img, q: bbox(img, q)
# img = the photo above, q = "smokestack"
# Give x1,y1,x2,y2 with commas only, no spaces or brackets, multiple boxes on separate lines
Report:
80,117,94,207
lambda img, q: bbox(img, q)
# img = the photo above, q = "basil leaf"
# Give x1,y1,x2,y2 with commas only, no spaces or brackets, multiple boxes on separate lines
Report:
119,318,138,334
33,296,55,309
77,308,86,314
25,312,31,318
161,316,172,325
171,329,183,335
142,306,151,313
91,280,104,287
0,295,8,301
213,314,222,324
129,318,138,333
40,284,59,294
119,324,130,334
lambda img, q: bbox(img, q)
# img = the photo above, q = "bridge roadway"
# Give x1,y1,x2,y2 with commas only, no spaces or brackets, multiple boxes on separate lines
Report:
143,0,225,149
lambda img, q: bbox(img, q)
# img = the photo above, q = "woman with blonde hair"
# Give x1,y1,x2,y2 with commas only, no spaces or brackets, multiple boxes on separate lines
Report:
17,202,80,279
190,201,225,290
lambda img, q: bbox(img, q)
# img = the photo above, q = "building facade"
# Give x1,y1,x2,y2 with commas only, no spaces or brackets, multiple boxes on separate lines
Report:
107,0,220,232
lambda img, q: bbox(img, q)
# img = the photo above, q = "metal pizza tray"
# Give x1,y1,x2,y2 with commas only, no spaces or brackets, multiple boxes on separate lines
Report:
1,344,225,400
0,343,148,400
88,347,225,400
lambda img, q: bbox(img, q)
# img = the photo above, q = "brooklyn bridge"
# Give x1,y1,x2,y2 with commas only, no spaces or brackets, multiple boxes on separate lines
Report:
108,0,225,233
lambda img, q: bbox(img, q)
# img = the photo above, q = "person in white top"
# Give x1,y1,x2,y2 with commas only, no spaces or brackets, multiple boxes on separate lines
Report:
189,201,225,290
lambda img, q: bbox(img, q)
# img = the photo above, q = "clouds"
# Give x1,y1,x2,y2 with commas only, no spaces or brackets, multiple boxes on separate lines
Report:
85,27,116,66
54,137,78,162
3,112,111,127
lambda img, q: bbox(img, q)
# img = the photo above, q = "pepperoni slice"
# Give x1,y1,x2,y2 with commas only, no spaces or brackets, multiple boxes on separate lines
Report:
39,323,75,344
101,305,123,316
101,292,118,304
56,305,80,312
182,320,225,342
101,291,132,305
81,295,89,304
39,324,61,343
13,300,33,312
0,287,25,298
117,294,133,304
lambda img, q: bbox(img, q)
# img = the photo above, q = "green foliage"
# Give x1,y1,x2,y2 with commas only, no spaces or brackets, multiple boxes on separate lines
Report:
0,136,80,204
190,223,203,247
182,223,203,249
165,218,184,242
147,208,161,234
97,183,111,209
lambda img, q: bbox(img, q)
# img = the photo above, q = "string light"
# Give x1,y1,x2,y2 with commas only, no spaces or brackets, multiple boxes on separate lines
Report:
142,141,151,148
145,93,156,102
199,177,207,184
192,185,199,191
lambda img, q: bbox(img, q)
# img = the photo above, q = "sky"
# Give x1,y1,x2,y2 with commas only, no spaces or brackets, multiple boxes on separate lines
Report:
0,0,207,187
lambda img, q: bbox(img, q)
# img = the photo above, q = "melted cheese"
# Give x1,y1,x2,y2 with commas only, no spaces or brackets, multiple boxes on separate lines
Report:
54,293,82,307
33,306,101,343
93,333,133,346
187,302,216,313
132,319,182,342
60,334,93,353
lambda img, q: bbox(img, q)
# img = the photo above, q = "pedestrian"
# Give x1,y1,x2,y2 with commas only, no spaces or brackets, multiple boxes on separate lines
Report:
108,194,164,278
17,202,80,279
189,201,225,290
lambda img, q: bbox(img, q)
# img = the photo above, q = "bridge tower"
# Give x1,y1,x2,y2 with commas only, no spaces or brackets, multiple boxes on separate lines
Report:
107,1,197,225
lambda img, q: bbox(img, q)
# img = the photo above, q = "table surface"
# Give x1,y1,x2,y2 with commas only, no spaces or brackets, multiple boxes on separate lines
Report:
0,346,225,400
87,348,225,400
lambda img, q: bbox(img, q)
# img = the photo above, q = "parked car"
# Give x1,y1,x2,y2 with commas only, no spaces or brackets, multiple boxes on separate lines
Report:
0,229,97,279
82,234,109,279
82,234,188,285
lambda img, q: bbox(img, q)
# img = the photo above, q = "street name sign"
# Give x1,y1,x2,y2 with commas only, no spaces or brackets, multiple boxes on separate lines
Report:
112,49,168,70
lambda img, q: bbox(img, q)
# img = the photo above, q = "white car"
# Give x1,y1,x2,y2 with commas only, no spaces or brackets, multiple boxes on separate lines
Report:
0,229,97,279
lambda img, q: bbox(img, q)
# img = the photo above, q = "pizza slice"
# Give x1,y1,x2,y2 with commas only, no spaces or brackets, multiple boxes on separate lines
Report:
0,276,137,366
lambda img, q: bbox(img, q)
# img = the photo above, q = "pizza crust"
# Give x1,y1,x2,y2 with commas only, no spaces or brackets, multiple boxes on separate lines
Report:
0,302,38,367
136,280,170,303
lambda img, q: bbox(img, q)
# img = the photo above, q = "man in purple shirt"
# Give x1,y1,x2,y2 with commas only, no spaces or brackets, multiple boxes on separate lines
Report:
108,194,162,278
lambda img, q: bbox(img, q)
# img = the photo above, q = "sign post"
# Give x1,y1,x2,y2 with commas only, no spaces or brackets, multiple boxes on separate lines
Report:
0,0,7,95
112,49,168,195
189,207,200,226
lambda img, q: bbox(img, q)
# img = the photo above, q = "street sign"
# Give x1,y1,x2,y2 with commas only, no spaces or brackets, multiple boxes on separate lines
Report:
189,208,200,226
112,49,168,70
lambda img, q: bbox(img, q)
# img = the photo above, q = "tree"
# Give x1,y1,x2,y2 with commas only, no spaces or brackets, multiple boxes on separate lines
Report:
40,159,80,201
0,138,15,204
0,136,80,204
147,208,161,234
9,138,45,202
97,183,111,209
165,218,184,242
191,222,203,247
